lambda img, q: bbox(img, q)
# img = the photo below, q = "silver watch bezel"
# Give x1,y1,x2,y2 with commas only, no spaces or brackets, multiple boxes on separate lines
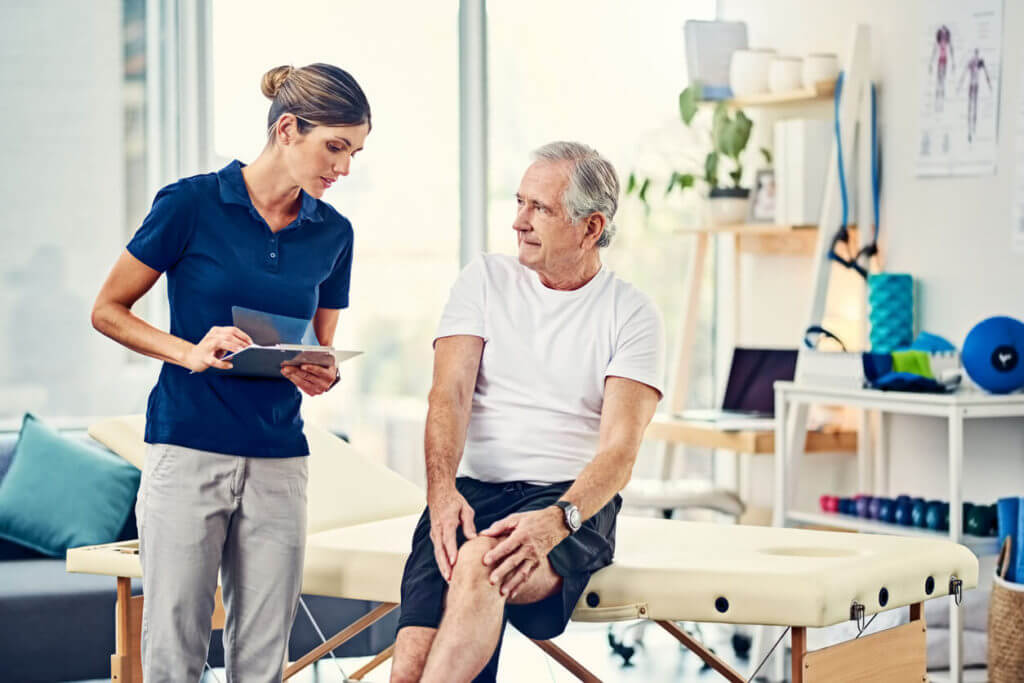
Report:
557,501,582,533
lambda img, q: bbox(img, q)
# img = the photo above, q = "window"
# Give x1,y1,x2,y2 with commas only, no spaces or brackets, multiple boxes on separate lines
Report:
212,1,460,481
0,0,155,426
486,0,718,476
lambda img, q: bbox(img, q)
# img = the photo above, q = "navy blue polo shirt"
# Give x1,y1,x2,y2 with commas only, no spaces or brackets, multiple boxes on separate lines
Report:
126,160,353,458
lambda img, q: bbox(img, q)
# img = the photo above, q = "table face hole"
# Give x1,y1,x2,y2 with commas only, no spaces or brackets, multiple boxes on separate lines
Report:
715,597,730,613
878,587,889,607
758,546,859,558
925,576,935,595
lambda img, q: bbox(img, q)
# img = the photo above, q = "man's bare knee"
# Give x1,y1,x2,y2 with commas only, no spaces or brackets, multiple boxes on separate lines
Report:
391,626,436,683
450,536,499,584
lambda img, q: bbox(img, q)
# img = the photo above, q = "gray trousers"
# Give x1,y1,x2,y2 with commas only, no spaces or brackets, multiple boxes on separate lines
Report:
136,443,308,683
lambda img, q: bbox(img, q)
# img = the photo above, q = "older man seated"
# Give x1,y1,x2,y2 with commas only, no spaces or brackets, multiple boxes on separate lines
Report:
390,141,665,683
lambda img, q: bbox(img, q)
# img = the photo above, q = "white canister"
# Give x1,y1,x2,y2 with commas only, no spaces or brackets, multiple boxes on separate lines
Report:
729,48,776,97
769,56,804,93
802,53,839,89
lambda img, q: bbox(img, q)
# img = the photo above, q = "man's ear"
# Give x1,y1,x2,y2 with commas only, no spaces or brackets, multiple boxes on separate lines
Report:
581,212,607,248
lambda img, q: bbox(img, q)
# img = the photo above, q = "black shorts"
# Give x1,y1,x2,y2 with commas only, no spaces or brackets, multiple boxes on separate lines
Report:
397,477,621,676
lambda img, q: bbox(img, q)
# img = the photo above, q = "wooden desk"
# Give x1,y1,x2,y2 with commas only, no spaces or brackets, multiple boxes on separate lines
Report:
645,414,857,454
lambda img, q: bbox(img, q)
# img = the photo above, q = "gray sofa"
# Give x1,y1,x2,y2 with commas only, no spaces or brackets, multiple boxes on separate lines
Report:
0,428,398,682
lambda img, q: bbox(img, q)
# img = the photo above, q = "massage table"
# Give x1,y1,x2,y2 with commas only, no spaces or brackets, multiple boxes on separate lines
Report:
68,416,978,682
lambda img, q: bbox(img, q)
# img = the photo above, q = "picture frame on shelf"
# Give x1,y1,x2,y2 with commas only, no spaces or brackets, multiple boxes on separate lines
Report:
748,168,776,222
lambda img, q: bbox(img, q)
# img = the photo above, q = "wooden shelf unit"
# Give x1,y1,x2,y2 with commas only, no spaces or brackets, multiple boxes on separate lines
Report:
726,78,837,108
674,224,861,257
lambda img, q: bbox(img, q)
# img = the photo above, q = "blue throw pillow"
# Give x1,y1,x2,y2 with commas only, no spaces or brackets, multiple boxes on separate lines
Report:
0,435,16,481
0,414,141,557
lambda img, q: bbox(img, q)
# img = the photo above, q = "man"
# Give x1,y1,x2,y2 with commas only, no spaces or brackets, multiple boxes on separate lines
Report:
390,141,665,682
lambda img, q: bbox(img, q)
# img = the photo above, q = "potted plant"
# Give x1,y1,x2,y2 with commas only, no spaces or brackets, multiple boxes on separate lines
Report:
628,83,761,226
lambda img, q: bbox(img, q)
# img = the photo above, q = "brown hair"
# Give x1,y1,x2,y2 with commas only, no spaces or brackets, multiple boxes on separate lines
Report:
260,63,371,141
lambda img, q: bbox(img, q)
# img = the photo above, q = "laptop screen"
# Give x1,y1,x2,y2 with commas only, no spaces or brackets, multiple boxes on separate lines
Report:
721,348,799,414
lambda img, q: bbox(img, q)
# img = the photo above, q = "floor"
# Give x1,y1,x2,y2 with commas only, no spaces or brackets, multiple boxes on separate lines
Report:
73,619,983,682
274,621,754,683
77,620,756,683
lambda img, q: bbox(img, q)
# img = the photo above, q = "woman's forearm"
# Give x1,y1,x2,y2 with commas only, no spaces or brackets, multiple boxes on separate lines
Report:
92,302,194,368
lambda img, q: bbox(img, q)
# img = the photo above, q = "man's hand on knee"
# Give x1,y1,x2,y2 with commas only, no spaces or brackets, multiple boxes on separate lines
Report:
479,507,568,598
427,487,477,581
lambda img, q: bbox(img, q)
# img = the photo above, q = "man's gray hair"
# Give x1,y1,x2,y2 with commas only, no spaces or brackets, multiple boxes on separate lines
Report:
531,141,620,248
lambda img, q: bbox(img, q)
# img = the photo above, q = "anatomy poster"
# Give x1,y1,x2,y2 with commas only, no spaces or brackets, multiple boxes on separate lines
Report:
916,0,1003,176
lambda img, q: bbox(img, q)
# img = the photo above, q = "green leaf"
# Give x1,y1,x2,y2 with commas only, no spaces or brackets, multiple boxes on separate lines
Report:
638,178,651,203
711,102,728,148
704,152,719,187
678,84,702,125
719,109,753,160
664,172,696,196
626,171,637,194
760,147,772,165
665,172,679,196
729,168,742,187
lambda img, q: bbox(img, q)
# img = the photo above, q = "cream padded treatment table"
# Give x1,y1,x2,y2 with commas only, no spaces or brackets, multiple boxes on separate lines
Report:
67,417,977,682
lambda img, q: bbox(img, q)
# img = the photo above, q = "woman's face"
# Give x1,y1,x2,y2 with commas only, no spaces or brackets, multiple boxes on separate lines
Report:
280,116,370,198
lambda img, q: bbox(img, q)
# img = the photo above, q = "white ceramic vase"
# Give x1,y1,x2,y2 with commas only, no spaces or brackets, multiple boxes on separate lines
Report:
769,56,804,93
729,48,776,97
708,195,751,226
802,53,839,89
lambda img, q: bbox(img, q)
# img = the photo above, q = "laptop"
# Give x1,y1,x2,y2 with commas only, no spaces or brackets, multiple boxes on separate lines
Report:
680,347,799,430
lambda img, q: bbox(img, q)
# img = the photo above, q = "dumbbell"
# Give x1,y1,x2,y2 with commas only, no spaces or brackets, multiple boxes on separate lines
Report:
925,501,948,531
911,498,929,527
893,498,916,526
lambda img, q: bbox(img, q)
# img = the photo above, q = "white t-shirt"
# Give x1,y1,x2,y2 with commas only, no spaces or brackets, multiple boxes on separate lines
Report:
435,253,665,485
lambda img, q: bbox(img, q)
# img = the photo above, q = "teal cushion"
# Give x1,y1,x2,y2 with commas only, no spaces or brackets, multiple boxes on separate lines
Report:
0,414,141,557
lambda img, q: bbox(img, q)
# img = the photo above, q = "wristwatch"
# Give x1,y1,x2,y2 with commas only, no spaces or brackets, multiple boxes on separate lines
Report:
554,500,582,534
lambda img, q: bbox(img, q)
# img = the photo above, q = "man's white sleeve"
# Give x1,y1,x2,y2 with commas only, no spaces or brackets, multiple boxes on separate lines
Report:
434,254,488,344
605,300,666,399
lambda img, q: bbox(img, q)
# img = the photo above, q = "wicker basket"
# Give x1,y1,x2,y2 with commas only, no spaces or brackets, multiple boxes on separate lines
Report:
989,538,1024,683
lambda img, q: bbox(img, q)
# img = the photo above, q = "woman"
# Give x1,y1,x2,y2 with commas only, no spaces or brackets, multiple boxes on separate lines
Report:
91,63,370,682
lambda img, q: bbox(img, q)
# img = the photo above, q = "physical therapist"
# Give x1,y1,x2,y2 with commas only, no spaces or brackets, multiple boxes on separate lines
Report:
91,63,370,682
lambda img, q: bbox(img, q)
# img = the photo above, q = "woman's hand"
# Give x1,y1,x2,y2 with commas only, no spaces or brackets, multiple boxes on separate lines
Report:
281,364,338,396
184,326,253,372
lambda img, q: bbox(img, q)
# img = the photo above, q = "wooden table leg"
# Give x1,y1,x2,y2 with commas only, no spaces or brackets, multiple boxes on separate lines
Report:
792,626,806,683
111,577,142,683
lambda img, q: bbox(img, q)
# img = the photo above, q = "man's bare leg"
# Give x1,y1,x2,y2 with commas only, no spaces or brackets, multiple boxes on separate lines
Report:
391,626,437,683
419,536,562,682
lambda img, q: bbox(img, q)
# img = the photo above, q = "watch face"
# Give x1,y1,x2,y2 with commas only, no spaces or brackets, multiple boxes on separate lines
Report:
568,508,582,530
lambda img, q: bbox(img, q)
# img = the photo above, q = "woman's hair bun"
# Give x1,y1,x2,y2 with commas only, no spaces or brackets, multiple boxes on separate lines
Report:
260,65,294,99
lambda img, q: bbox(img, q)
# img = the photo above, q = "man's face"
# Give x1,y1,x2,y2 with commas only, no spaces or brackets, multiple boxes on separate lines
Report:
513,160,586,274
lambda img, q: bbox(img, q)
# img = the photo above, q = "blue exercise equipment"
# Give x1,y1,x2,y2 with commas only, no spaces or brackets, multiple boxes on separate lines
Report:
962,316,1024,394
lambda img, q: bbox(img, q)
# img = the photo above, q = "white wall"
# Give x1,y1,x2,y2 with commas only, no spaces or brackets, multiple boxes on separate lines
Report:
718,0,1024,504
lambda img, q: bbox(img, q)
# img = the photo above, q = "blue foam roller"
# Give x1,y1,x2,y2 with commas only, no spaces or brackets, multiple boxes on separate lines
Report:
868,274,914,353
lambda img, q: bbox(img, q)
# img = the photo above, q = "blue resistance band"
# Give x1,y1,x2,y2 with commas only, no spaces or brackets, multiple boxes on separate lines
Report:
828,71,881,279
